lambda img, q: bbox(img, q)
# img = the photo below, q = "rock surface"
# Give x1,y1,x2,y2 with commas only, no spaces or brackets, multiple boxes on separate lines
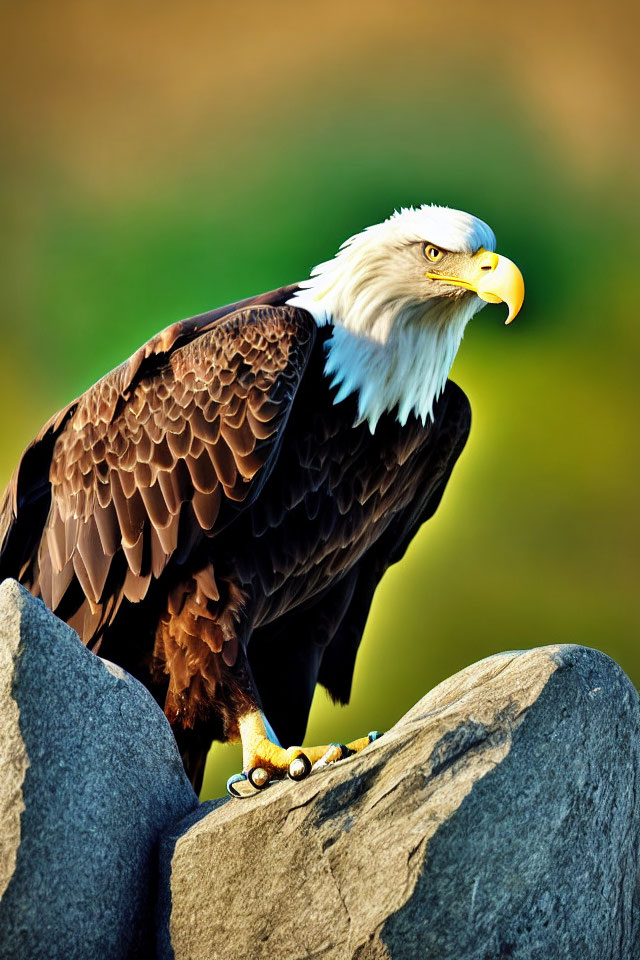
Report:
0,579,199,960
2,576,639,960
160,644,640,960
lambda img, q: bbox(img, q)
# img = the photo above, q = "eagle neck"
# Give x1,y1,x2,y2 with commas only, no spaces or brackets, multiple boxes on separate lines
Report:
319,306,471,433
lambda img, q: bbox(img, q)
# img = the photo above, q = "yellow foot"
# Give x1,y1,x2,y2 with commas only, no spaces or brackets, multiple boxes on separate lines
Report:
226,711,382,798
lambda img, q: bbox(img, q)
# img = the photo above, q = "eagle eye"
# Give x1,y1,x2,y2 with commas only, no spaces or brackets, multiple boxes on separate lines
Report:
423,244,443,263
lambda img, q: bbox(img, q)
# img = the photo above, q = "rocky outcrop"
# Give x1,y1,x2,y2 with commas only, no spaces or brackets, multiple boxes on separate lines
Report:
0,579,198,960
160,645,640,960
1,579,639,960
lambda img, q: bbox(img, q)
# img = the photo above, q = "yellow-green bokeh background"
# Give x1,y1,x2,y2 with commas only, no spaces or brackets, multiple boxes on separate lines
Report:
1,1,638,799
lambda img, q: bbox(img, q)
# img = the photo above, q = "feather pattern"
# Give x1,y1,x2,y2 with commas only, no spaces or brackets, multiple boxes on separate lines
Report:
0,292,313,645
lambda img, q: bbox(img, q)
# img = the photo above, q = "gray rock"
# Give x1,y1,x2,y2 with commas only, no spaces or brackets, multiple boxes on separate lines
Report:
160,644,640,960
0,579,199,960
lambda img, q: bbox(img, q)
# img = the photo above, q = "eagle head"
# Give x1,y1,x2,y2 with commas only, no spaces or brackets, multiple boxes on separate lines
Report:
288,205,524,431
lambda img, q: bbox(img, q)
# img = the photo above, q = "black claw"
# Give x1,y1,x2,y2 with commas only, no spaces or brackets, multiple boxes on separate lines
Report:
247,766,271,790
288,752,312,781
227,773,253,799
368,731,383,744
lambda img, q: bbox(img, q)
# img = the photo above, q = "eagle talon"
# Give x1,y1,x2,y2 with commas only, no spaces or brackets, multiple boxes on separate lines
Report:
226,772,258,799
247,766,271,790
368,731,383,743
288,753,312,781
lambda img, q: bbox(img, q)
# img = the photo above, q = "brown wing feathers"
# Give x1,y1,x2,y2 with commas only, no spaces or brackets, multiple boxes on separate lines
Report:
4,304,314,648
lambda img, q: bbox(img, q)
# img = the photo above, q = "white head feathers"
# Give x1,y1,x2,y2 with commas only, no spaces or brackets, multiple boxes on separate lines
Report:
287,204,496,431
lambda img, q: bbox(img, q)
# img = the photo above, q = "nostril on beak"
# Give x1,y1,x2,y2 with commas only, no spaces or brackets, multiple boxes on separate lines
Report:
477,250,499,273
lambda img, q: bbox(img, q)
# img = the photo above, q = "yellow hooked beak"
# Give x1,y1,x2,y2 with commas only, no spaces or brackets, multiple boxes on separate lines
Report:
426,248,525,324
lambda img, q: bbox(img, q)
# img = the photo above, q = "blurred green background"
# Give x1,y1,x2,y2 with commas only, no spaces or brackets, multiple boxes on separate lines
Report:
1,0,638,799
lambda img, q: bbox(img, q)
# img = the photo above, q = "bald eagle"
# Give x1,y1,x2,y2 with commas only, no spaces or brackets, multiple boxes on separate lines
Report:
0,205,523,796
